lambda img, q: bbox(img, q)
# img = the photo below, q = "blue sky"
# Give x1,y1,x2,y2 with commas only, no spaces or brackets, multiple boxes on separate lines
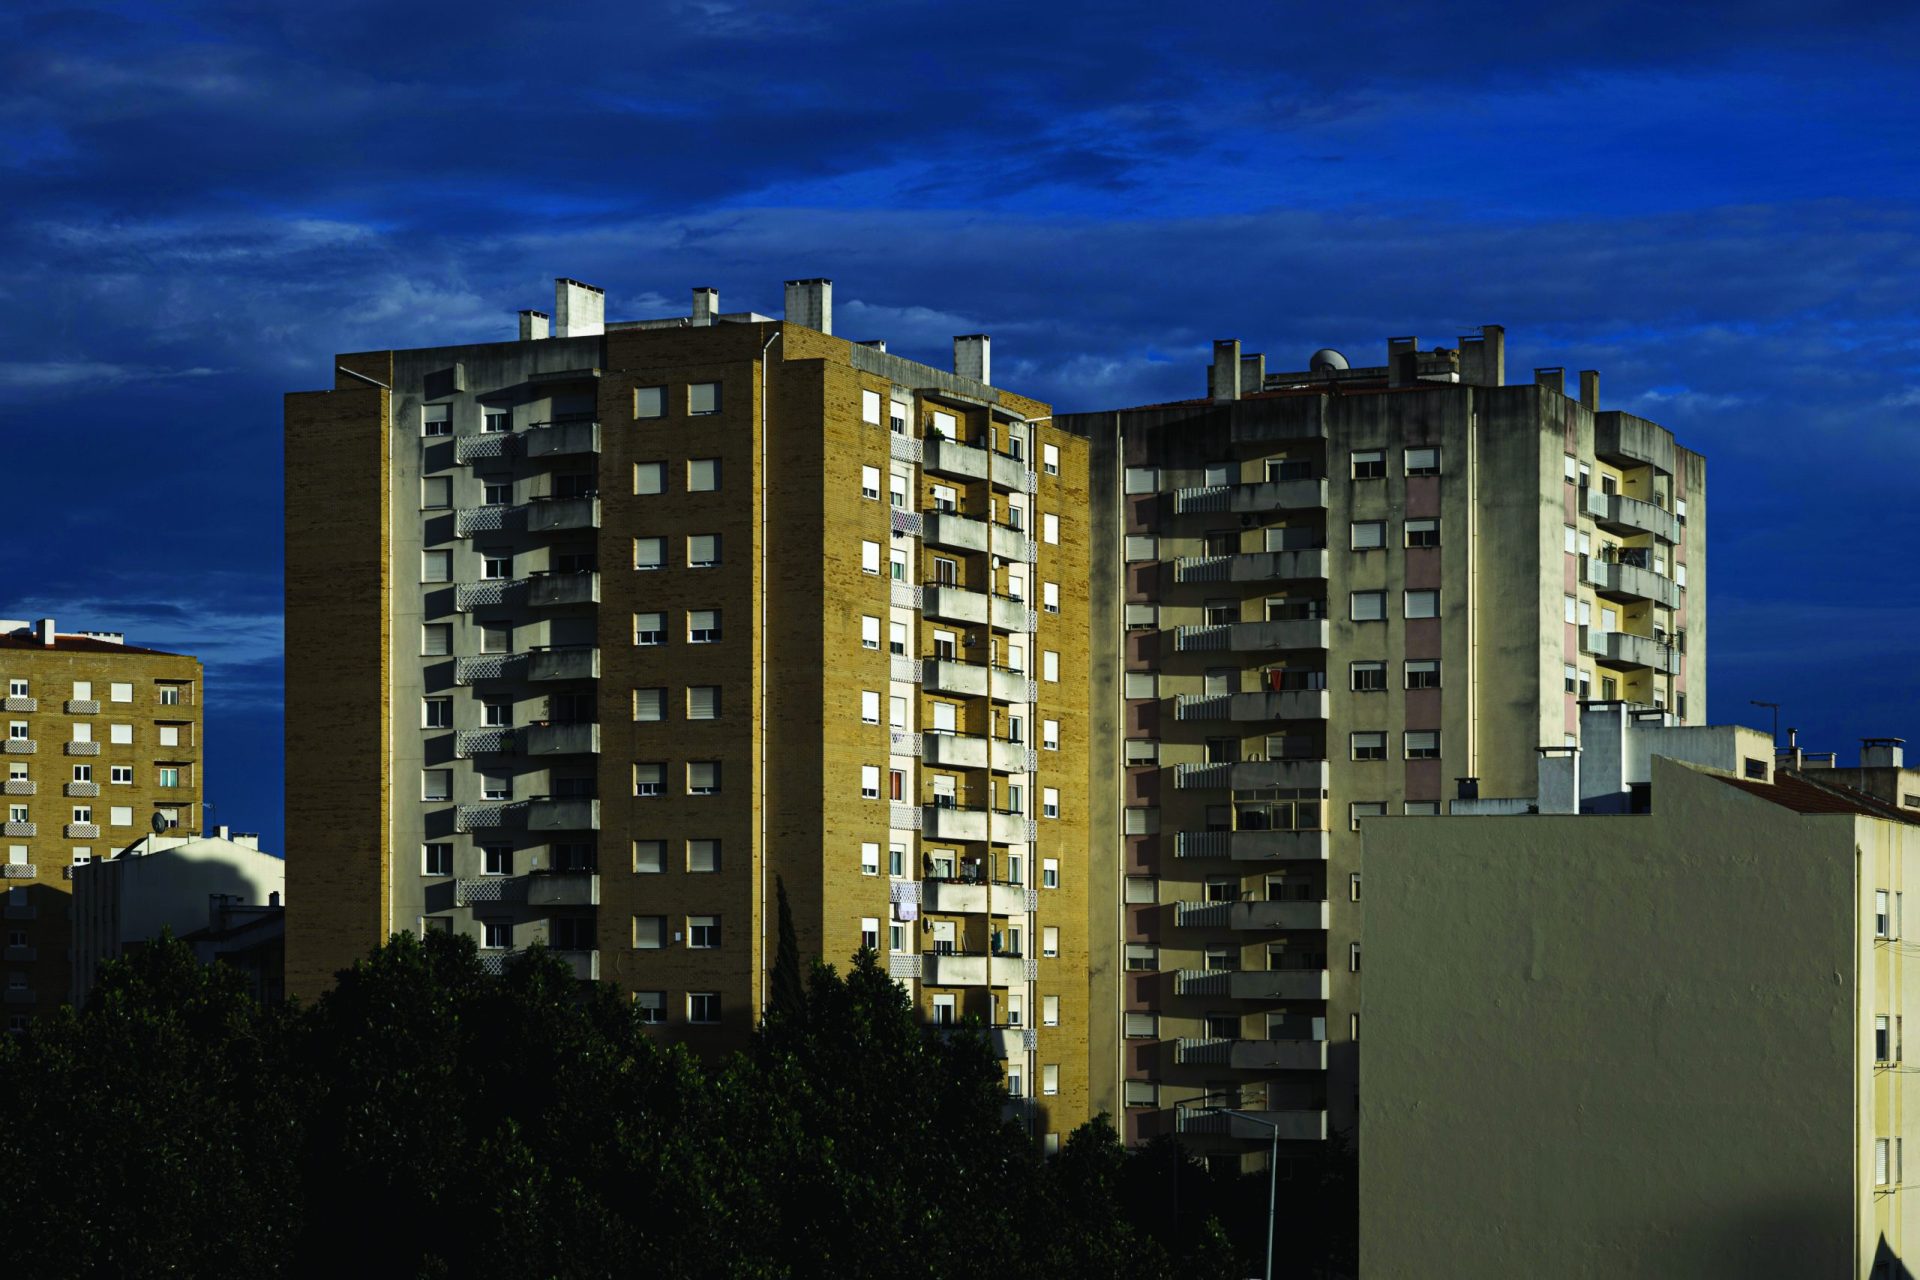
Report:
4,0,1918,850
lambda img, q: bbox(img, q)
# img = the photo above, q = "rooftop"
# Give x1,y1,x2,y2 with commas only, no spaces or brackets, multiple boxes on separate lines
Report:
1717,769,1920,826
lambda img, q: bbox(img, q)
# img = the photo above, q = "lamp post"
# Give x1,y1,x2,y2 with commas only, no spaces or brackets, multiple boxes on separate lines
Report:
1201,1106,1281,1280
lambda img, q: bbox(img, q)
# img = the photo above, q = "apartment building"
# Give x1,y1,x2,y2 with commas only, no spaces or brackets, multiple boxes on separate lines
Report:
284,278,1092,1143
0,618,204,1022
1362,717,1920,1278
1062,330,1707,1165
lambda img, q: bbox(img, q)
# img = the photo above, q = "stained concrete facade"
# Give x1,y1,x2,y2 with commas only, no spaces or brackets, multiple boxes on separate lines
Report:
1362,750,1920,1279
284,279,1093,1143
1062,330,1706,1166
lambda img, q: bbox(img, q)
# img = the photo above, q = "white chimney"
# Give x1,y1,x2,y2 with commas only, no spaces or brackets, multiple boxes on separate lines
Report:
37,618,55,646
954,334,991,385
692,287,719,327
519,310,550,341
784,278,833,334
1863,738,1907,769
553,279,604,338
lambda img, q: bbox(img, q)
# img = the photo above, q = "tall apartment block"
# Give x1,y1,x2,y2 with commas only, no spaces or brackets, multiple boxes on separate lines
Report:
285,278,1093,1142
0,618,204,1024
1062,329,1707,1164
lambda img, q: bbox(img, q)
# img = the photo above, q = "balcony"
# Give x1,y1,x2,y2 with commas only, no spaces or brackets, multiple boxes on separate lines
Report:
922,584,989,628
456,802,527,833
549,949,600,981
920,659,1032,703
1,740,34,755
456,578,526,613
1176,968,1330,1000
923,436,991,483
62,781,97,797
1173,759,1329,791
454,653,528,685
64,822,99,838
456,432,515,465
1173,829,1330,862
523,419,600,457
1584,627,1677,674
990,594,1034,632
456,504,524,539
1172,619,1329,653
529,647,600,682
1594,411,1676,475
455,729,514,758
529,571,600,608
923,511,990,555
527,871,600,907
528,798,599,832
1597,493,1680,544
526,496,601,533
1175,1037,1328,1071
65,699,99,714
990,451,1033,493
922,878,1028,916
1172,479,1328,515
2,822,35,837
1175,1108,1327,1142
921,732,1031,773
988,522,1035,563
921,804,1032,844
523,723,600,755
3,862,35,879
64,741,100,756
2,780,32,797
456,876,523,906
1173,690,1330,722
921,951,1028,987
1176,900,1329,931
3,696,36,713
1174,549,1329,584
1588,558,1679,608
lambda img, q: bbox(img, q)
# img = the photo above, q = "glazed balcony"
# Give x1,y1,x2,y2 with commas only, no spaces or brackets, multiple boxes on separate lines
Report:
1175,1037,1328,1071
1173,690,1330,722
922,878,1028,916
1597,493,1680,544
1588,558,1679,608
1172,619,1329,653
1175,900,1329,931
523,419,600,457
1173,549,1329,584
1172,759,1329,791
1176,968,1330,1000
1175,1108,1327,1142
1173,829,1330,862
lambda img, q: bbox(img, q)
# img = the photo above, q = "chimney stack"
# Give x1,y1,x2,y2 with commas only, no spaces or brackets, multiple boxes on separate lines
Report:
519,310,549,341
1240,352,1266,394
1387,336,1419,387
784,278,833,335
553,279,604,338
1209,339,1242,402
692,287,719,327
1579,369,1600,410
36,618,55,646
954,334,991,385
1535,367,1565,397
1863,738,1907,769
1460,324,1507,386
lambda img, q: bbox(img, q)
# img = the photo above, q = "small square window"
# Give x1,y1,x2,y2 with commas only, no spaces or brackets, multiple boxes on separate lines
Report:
688,382,721,416
1405,518,1439,548
861,465,881,500
687,534,720,568
421,476,452,509
1404,446,1440,476
688,839,720,873
483,845,513,876
422,844,452,877
1350,521,1385,551
634,537,664,571
1350,661,1386,692
634,764,664,798
109,765,132,785
687,686,720,720
1404,731,1440,760
633,915,665,949
421,769,452,802
482,919,511,950
422,623,452,656
422,697,451,729
687,761,720,795
478,623,511,655
1351,732,1387,762
861,842,881,876
1404,590,1439,619
635,386,666,419
483,481,511,505
1350,591,1386,622
688,992,720,1023
634,840,664,873
861,540,881,574
634,991,666,1023
634,612,664,646
1043,443,1060,476
634,462,665,495
688,610,721,643
421,404,451,437
688,458,720,492
480,772,511,801
1350,449,1385,480
421,550,451,583
634,688,665,722
861,616,881,650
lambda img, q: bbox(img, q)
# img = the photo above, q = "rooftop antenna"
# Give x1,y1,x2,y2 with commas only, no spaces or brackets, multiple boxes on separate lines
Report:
1750,700,1781,746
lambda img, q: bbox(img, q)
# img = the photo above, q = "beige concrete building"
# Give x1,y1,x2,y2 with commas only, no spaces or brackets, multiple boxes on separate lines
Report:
284,278,1093,1142
1061,332,1707,1166
1362,716,1920,1279
0,618,204,1026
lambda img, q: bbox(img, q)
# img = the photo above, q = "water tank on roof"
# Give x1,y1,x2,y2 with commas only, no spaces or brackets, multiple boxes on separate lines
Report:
1309,348,1349,371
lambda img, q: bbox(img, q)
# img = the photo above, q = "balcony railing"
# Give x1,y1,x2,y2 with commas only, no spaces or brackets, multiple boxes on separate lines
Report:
65,699,99,714
529,571,600,608
921,878,1028,916
1173,690,1330,722
456,504,525,539
64,822,99,838
527,870,601,907
64,741,100,756
1172,759,1329,791
523,723,601,755
528,798,600,831
477,948,600,980
523,420,601,457
1175,1107,1328,1142
1587,558,1679,609
2,780,33,796
1173,829,1330,862
1172,619,1330,653
1176,968,1330,1000
2,696,36,713
455,728,514,758
2,822,35,837
1175,1037,1328,1071
62,781,97,797
1175,899,1329,931
528,647,600,682
1173,548,1329,584
456,578,528,613
1583,627,1677,674
921,732,1032,774
454,653,528,685
920,951,1029,987
1597,492,1680,544
2,740,34,755
1172,478,1328,515
921,804,1034,844
921,659,1034,703
526,495,601,533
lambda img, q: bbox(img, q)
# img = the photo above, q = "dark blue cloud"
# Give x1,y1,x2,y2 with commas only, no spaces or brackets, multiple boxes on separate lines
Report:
2,0,1917,850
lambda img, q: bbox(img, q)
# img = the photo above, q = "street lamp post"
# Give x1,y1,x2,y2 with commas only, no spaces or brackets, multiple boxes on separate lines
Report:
1202,1106,1281,1280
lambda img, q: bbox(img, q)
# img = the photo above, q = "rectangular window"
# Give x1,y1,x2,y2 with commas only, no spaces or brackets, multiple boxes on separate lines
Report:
480,772,510,801
109,765,132,784
634,991,666,1024
635,386,666,419
109,806,133,827
687,761,719,795
421,550,451,583
157,766,180,789
861,540,881,575
481,408,509,434
422,623,452,656
889,474,909,509
634,612,664,646
687,458,719,492
422,697,451,729
1350,591,1386,622
1041,1064,1059,1096
1877,1138,1891,1187
634,537,664,571
1043,651,1060,683
634,688,665,722
860,842,881,876
688,992,720,1024
1351,733,1387,762
478,624,510,655
1350,941,1362,972
634,461,665,495
1042,926,1059,958
1042,719,1059,750
1404,446,1440,476
687,915,720,948
1042,858,1060,889
1042,443,1060,475
1350,520,1385,550
1042,582,1060,614
480,551,510,581
859,690,881,724
1404,590,1439,618
633,916,665,949
688,686,720,720
156,725,180,748
1877,1015,1892,1062
422,403,451,437
422,769,451,802
1405,518,1439,548
861,616,880,650
689,610,721,643
688,382,721,416
687,534,720,568
482,919,511,950
1404,731,1440,760
483,845,513,876
861,465,881,500
633,764,664,798
1563,663,1579,693
1042,513,1059,544
634,840,664,873
861,389,882,425
484,481,511,505
1351,449,1385,480
1351,661,1386,692
422,843,452,877
1876,890,1891,938
422,476,452,508
1042,788,1060,819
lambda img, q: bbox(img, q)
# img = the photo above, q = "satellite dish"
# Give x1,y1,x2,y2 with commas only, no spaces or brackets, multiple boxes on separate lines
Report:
151,812,169,834
1309,348,1350,371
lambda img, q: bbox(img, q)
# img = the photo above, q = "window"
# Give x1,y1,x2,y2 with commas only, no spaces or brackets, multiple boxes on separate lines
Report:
633,916,665,949
1350,520,1385,551
862,389,882,424
861,616,880,650
1405,518,1439,548
889,843,905,876
687,761,719,795
1042,788,1060,819
635,386,665,419
421,550,451,583
687,534,720,568
889,547,908,581
634,688,665,722
1350,591,1385,622
481,700,510,728
1350,941,1362,972
1042,926,1059,958
1042,513,1059,544
634,537,664,571
1042,443,1059,475
633,764,664,798
1042,858,1060,888
1351,661,1386,692
889,769,906,801
1877,1015,1892,1062
686,457,719,492
859,690,880,725
861,465,881,500
483,481,511,505
861,540,880,575
422,697,451,729
5,723,23,741
422,404,451,436
1042,719,1059,751
634,612,664,646
1404,446,1440,476
422,770,451,802
157,766,180,789
889,474,909,508
482,919,511,950
1676,563,1688,589
1563,663,1579,694
688,382,721,416
861,842,880,876
483,845,513,876
1043,651,1060,683
688,915,720,948
1042,582,1060,614
634,461,665,495
861,765,880,799
70,723,91,745
422,476,452,508
1876,890,1891,938
109,806,132,827
688,686,720,720
688,992,720,1024
480,772,510,801
688,610,720,643
1404,590,1439,618
422,624,452,656
1404,731,1439,760
1351,733,1387,762
633,840,664,873
6,679,24,697
423,844,452,877
1351,449,1385,480
634,991,666,1024
478,624,510,655
1877,1138,1891,1187
1042,1064,1059,1096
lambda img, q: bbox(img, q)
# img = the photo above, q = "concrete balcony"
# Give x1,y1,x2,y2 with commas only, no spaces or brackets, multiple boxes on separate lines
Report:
1174,549,1329,584
550,949,600,980
65,699,99,714
922,879,1028,916
1173,479,1328,515
920,805,1033,844
64,741,100,756
1173,690,1330,722
528,798,600,832
921,951,1028,987
920,659,1034,703
922,732,1030,773
2,780,32,797
1588,559,1679,608
526,496,601,533
523,723,600,755
454,654,528,685
529,647,600,682
1172,619,1329,653
527,871,600,907
989,594,1033,633
924,436,991,483
922,585,990,627
1175,1037,1328,1071
1176,1108,1327,1142
529,571,600,608
455,728,514,758
456,504,525,539
62,781,97,797
2,822,35,837
989,451,1032,493
1173,759,1329,791
1174,829,1330,862
523,420,600,457
988,522,1036,563
1598,493,1679,544
3,696,36,713
1584,627,1677,674
924,511,990,555
1594,411,1676,475
64,822,99,838
1176,968,1330,1000
1176,899,1329,931
2,740,35,755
